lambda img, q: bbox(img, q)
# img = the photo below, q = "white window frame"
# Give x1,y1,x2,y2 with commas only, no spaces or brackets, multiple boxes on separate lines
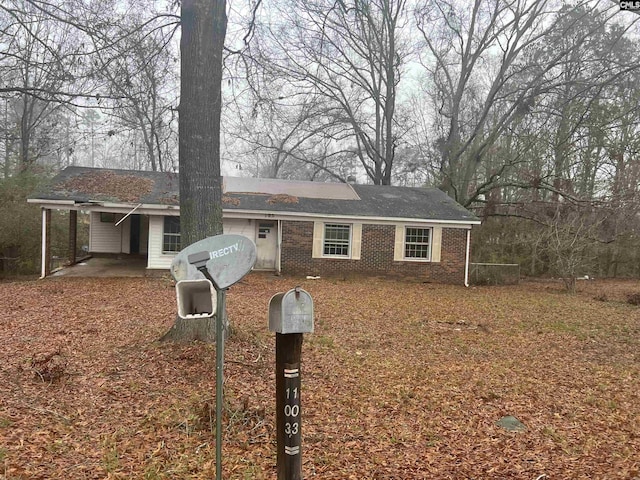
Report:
403,226,432,261
162,216,181,253
322,223,352,258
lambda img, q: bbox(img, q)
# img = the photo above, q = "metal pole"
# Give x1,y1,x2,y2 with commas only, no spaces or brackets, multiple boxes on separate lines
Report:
216,287,226,480
197,265,226,480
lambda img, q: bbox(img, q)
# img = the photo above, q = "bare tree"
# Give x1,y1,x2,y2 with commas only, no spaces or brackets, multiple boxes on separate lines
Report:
84,5,179,172
0,0,181,173
541,207,606,292
0,1,85,172
243,0,410,184
415,0,640,207
225,91,358,180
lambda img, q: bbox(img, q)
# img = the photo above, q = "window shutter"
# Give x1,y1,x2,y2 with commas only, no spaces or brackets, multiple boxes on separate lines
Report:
431,226,442,262
394,225,405,261
312,221,324,258
351,223,362,260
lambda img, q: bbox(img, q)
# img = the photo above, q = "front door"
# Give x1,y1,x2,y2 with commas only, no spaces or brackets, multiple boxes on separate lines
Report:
255,221,277,270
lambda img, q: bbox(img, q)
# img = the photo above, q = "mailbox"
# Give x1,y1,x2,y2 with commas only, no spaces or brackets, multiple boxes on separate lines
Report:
176,279,216,319
269,287,314,334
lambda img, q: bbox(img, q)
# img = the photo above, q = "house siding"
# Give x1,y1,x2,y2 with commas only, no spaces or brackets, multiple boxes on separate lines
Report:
147,216,258,270
281,221,468,284
147,215,178,269
89,212,124,254
224,218,256,240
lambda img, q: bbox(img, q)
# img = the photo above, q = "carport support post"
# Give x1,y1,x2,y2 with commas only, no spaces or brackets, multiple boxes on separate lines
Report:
69,210,77,265
276,333,303,480
40,208,51,278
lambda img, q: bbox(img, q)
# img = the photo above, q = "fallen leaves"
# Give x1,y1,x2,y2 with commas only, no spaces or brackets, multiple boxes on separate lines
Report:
62,171,155,202
266,194,299,204
0,275,639,478
29,349,67,383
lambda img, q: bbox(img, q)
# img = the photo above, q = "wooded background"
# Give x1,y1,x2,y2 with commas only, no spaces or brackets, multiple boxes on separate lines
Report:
1,0,639,282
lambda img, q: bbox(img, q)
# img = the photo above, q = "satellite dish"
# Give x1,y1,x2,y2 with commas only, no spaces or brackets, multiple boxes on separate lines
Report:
171,234,257,289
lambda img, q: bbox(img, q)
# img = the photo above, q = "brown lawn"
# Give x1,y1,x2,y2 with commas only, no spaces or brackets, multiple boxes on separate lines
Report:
0,274,639,479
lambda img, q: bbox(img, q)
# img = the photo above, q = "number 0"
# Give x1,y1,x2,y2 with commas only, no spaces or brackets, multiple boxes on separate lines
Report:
284,404,299,417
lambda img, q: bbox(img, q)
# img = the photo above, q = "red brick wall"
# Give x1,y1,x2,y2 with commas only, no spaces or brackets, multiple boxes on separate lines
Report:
280,221,469,284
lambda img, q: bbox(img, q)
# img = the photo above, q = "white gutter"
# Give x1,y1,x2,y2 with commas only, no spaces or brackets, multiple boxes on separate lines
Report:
27,199,480,226
115,203,143,226
27,198,75,205
40,208,47,279
464,229,471,287
27,198,178,211
224,209,481,226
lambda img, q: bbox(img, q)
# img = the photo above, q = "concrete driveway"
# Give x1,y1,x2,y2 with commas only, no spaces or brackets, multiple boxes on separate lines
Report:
52,257,150,278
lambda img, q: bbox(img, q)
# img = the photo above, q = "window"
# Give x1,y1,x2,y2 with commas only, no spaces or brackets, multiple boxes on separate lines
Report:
100,212,115,223
258,222,274,239
323,224,351,257
313,222,361,260
404,227,431,259
163,217,181,253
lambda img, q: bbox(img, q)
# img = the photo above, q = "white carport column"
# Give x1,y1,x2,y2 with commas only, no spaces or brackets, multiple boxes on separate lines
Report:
40,207,51,278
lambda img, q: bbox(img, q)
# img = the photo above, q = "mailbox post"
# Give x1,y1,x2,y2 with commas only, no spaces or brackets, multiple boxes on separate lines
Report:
269,287,313,480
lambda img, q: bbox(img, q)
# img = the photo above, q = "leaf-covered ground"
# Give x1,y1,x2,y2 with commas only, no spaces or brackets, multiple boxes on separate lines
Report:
1,274,639,479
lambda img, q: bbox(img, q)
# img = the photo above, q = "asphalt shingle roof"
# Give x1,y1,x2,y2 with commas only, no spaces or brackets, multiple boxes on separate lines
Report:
30,166,479,223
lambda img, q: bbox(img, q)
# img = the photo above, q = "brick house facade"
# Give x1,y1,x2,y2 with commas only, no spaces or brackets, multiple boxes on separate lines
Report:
30,167,480,283
281,221,468,283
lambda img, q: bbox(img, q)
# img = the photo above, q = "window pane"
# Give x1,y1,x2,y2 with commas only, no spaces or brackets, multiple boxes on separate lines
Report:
404,227,430,259
323,224,350,256
163,236,181,252
163,217,181,252
164,217,180,234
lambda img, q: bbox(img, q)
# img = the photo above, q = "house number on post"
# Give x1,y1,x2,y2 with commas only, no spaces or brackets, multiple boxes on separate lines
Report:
283,363,301,456
269,287,313,480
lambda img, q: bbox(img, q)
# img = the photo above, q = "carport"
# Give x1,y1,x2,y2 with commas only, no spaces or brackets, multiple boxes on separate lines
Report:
50,256,148,278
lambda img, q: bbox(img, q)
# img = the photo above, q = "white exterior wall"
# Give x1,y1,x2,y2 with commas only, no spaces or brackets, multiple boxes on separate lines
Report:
147,216,258,269
147,215,178,269
224,218,256,240
146,216,259,270
89,212,124,254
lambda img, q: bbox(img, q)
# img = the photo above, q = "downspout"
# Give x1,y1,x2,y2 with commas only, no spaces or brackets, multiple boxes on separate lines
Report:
40,208,47,279
464,229,471,287
276,219,282,274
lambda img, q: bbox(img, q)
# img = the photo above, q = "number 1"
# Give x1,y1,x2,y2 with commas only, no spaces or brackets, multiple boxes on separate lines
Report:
286,387,298,400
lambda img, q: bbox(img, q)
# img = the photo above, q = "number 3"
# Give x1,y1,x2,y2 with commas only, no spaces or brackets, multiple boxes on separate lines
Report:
285,422,299,437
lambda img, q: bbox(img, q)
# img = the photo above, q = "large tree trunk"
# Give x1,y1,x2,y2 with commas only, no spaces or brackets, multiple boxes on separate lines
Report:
161,0,227,343
179,0,226,246
160,314,225,343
